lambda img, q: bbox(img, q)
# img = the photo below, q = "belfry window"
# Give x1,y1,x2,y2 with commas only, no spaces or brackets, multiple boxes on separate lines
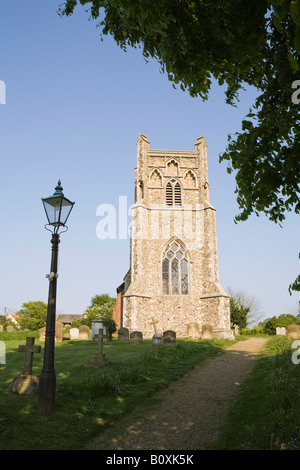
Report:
162,240,189,295
166,179,182,206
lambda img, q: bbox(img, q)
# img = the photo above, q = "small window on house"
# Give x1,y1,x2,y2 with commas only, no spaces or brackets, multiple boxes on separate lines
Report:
162,240,189,295
166,179,182,206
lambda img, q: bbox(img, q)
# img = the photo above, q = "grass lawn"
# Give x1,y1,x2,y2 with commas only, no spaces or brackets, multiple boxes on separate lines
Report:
0,331,233,450
213,335,300,450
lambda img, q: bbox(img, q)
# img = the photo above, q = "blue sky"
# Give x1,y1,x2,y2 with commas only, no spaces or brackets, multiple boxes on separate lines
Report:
0,1,299,323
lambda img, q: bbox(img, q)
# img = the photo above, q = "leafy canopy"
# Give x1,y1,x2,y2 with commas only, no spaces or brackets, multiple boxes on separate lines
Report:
58,0,300,291
263,313,300,335
230,297,249,330
18,301,48,330
68,294,116,338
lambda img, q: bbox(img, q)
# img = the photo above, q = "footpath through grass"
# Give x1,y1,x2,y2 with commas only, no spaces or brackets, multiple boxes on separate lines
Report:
213,335,300,450
0,331,232,450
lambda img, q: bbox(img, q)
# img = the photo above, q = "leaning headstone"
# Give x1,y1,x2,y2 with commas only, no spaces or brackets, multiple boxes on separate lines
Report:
287,324,300,339
130,331,143,344
163,330,176,343
39,327,46,341
187,322,200,340
10,337,41,395
201,324,214,340
55,321,64,343
70,327,79,340
78,325,90,340
118,327,129,342
7,325,14,332
276,327,287,336
88,329,109,366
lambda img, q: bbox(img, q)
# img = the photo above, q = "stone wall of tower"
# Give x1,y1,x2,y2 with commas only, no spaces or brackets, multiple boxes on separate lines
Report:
121,134,233,339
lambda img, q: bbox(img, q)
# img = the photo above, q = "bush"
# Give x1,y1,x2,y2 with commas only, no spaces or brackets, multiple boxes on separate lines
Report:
240,328,252,335
264,314,300,335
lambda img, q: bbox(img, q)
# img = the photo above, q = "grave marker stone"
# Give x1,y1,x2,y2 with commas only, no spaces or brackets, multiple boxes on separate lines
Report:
18,337,41,375
91,320,107,341
163,330,176,343
7,325,14,332
88,329,109,366
201,324,214,340
130,331,143,344
276,327,287,336
10,337,41,395
118,327,129,341
151,317,162,346
55,321,64,343
187,322,200,340
152,334,163,347
70,327,79,339
287,324,300,339
39,327,46,341
78,325,90,340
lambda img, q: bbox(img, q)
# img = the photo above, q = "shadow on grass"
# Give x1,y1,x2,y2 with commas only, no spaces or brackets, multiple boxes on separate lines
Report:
0,337,231,450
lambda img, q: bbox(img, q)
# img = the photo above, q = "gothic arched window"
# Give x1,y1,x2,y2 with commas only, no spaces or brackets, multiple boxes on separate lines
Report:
162,240,189,295
166,179,182,206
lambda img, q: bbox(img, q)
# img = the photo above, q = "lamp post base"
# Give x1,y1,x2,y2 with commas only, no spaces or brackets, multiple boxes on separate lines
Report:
38,370,56,414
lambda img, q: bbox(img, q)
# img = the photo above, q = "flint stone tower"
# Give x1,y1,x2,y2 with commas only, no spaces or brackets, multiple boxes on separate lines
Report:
115,134,234,340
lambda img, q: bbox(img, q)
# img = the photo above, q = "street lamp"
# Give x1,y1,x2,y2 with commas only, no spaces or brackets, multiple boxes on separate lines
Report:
38,180,74,413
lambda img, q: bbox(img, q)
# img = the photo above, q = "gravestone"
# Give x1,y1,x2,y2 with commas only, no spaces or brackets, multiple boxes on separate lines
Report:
201,324,214,340
118,327,129,342
187,322,200,340
234,324,239,335
39,327,46,341
152,334,163,347
91,320,107,342
163,330,176,343
276,327,287,336
151,317,159,335
0,325,3,332
55,321,64,343
88,329,109,366
10,337,41,395
151,317,163,346
287,324,300,339
70,327,79,340
78,325,90,340
18,337,41,375
7,325,14,332
130,331,143,344
63,333,71,341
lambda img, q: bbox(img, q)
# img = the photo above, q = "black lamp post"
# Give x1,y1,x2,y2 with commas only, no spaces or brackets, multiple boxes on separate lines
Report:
38,180,74,414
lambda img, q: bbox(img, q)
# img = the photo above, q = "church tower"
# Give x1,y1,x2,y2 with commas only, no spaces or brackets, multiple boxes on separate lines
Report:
115,134,233,339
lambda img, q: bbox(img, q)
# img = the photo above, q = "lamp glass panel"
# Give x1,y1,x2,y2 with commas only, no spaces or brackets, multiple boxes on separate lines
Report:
43,198,62,226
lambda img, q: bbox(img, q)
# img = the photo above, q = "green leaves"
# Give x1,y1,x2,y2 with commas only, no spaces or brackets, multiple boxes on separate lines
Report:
18,301,48,330
59,0,300,292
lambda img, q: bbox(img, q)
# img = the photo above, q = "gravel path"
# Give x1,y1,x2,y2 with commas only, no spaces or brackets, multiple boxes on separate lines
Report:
86,337,268,450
